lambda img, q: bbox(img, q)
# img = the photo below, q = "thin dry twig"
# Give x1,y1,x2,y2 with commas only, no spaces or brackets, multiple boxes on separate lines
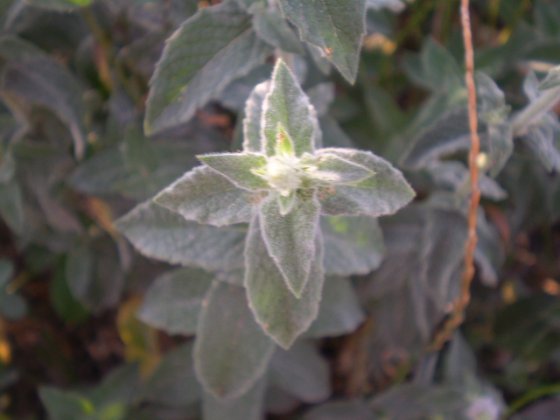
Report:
430,0,481,351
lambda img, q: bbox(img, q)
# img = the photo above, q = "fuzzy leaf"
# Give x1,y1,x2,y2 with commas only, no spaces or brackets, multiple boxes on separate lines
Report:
279,0,366,84
115,201,245,271
243,81,271,152
245,217,324,349
307,277,365,338
262,60,319,156
322,216,384,276
270,341,330,403
0,36,86,158
259,193,320,297
194,282,275,399
154,166,254,227
198,152,269,190
203,377,266,420
316,148,415,217
145,1,270,135
137,268,213,336
309,153,374,185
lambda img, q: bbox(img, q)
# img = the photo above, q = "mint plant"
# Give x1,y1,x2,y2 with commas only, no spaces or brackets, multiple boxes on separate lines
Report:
2,0,560,419
121,59,414,349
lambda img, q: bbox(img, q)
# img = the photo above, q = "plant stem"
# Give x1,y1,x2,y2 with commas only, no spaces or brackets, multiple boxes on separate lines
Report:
430,0,480,351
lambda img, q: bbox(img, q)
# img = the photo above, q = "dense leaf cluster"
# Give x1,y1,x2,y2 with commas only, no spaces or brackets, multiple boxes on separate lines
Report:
0,0,559,419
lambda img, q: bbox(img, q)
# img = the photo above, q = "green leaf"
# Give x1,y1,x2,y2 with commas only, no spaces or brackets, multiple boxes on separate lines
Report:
0,36,86,158
259,193,320,297
137,268,213,336
322,216,384,276
202,377,266,420
0,181,24,235
116,201,246,271
140,343,201,407
194,282,275,399
0,259,13,286
262,60,319,156
154,166,254,227
65,241,125,312
23,0,93,11
307,277,365,338
540,66,560,91
307,152,374,185
270,341,330,403
279,0,366,84
243,81,271,152
39,388,96,420
401,107,471,169
316,148,415,217
145,1,270,135
252,4,303,54
245,216,324,349
198,152,269,190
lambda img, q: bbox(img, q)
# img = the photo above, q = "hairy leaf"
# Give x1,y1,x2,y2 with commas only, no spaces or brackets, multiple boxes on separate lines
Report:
259,193,320,297
279,0,366,83
244,81,271,152
309,152,374,185
203,377,266,420
137,268,213,336
154,166,254,227
194,282,275,399
115,201,245,271
198,152,269,190
245,216,324,349
316,148,415,217
262,60,319,156
145,1,270,134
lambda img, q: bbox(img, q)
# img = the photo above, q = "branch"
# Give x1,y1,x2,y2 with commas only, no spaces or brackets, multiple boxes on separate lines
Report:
430,0,481,351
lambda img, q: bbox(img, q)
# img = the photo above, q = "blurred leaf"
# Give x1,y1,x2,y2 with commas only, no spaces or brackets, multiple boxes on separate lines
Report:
0,36,86,158
306,277,364,338
145,1,270,135
137,268,213,336
194,281,275,399
322,216,384,276
304,400,375,420
40,387,96,420
49,262,89,325
140,343,201,407
65,241,125,312
117,296,160,377
270,341,330,403
0,181,24,235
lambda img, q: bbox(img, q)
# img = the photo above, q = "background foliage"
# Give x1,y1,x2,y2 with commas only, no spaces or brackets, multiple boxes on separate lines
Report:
0,0,560,419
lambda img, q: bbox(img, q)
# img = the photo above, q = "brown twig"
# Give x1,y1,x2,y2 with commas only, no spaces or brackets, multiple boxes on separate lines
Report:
430,0,481,351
